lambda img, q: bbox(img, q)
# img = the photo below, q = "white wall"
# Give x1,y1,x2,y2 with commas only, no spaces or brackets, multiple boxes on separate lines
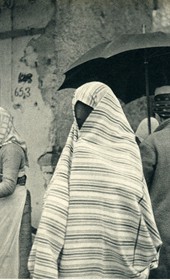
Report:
0,0,55,227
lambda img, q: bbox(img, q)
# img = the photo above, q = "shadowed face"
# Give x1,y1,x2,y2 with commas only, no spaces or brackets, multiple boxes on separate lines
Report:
75,101,93,129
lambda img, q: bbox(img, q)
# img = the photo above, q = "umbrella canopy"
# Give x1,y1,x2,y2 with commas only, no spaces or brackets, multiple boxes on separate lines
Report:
59,32,170,104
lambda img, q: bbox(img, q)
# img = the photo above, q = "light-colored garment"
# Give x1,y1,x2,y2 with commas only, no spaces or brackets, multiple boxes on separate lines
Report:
140,118,170,278
0,185,26,278
0,143,26,197
0,107,28,278
136,117,159,143
28,82,162,279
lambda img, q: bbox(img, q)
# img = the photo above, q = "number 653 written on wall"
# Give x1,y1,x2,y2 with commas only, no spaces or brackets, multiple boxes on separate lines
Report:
14,87,31,99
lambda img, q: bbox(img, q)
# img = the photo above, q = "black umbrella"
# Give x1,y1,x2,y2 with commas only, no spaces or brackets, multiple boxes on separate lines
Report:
59,32,170,132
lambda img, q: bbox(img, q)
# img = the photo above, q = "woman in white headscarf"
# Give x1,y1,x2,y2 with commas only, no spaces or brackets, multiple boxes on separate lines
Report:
28,82,162,279
0,107,30,279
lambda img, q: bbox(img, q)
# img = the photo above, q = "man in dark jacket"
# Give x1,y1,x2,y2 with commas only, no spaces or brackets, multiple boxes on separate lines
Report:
140,85,170,279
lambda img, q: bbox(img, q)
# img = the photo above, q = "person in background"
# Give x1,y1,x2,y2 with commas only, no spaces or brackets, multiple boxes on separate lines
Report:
135,117,159,145
38,147,62,189
28,82,161,279
140,85,170,279
0,107,31,279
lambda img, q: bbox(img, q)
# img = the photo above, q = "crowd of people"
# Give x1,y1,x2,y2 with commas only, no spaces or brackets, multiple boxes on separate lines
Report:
0,81,170,279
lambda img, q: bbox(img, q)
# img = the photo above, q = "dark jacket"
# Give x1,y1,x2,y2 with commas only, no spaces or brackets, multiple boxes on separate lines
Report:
140,118,170,279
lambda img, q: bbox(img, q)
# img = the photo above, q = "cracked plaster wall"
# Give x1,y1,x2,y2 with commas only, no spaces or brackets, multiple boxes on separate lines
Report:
152,0,170,32
0,0,56,227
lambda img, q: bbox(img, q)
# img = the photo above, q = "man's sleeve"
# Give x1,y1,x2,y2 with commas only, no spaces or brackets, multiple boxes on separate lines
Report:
139,141,157,191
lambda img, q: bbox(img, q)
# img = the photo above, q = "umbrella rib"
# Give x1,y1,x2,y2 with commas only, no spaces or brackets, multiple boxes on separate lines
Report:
148,50,170,60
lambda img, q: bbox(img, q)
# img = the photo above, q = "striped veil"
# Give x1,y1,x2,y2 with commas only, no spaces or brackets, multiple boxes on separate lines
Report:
28,82,162,279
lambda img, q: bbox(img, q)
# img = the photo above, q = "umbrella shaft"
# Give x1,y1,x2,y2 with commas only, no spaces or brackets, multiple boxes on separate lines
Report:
144,60,151,134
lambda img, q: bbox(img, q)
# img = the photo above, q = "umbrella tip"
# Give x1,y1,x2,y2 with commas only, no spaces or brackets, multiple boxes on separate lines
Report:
58,85,63,91
142,24,146,34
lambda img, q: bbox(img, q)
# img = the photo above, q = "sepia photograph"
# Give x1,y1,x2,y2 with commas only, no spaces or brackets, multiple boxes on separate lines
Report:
0,0,169,278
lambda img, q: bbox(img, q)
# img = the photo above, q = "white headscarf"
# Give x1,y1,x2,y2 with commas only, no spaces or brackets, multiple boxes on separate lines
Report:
136,117,159,143
0,107,28,165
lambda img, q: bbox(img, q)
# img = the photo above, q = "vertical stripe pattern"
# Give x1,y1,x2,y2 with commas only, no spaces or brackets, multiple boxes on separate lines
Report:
28,82,162,279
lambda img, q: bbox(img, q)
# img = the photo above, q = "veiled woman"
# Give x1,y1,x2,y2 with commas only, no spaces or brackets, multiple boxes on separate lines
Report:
28,82,161,279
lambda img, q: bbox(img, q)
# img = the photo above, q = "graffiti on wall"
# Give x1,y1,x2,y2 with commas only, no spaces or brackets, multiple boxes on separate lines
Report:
14,72,33,99
18,72,33,83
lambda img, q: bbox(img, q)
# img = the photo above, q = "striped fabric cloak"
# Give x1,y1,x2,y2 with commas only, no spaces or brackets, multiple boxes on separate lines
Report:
28,82,162,279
